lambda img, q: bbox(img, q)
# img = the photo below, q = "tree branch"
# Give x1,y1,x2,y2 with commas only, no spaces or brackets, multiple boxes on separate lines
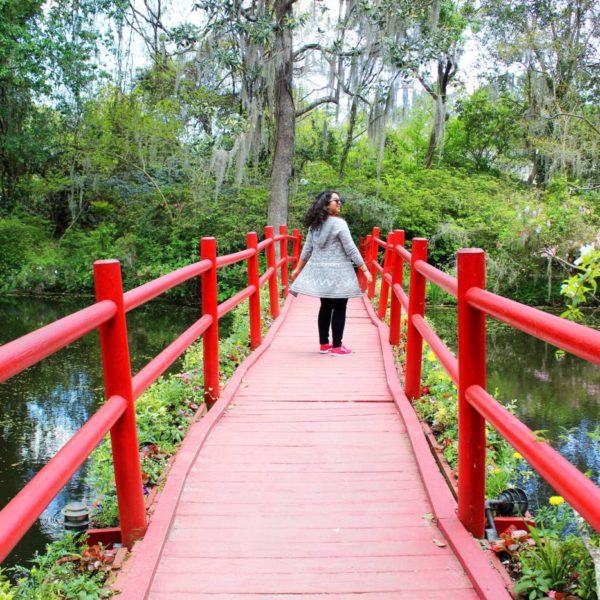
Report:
546,113,600,137
414,70,437,99
293,43,360,61
295,96,338,118
568,182,600,191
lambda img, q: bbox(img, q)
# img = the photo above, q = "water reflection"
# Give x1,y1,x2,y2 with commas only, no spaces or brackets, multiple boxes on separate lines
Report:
0,297,198,569
428,307,600,505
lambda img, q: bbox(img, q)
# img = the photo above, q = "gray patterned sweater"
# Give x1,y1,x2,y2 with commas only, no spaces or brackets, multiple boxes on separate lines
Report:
290,217,365,299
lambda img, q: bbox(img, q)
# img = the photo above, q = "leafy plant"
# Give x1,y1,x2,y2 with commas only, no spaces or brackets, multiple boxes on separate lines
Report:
8,534,111,599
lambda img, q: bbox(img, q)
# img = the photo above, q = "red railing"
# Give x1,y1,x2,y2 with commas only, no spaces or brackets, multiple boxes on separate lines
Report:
363,227,600,538
0,225,301,564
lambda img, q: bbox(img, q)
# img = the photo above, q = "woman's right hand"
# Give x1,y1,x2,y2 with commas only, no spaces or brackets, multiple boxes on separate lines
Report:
291,268,301,282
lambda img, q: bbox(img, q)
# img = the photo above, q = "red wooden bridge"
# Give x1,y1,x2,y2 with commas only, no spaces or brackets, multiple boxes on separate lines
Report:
1,225,599,599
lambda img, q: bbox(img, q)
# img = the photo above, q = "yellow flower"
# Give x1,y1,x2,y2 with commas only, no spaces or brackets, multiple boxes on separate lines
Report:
492,467,502,474
549,496,564,506
513,452,523,460
426,351,437,362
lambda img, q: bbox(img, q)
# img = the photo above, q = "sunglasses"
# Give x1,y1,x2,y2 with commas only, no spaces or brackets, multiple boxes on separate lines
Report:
330,198,343,205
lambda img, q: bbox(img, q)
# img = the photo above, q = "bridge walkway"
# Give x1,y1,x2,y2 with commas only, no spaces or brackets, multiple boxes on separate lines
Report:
117,295,508,599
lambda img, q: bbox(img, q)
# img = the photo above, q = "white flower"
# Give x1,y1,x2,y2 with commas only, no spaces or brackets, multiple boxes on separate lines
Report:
574,243,595,265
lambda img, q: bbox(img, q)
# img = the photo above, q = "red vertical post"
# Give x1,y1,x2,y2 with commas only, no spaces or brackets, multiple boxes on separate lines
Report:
388,230,405,345
94,260,147,548
457,248,487,538
292,228,301,269
201,237,219,408
404,238,428,400
365,235,372,295
377,231,393,320
368,227,379,299
279,224,289,297
265,225,280,319
246,232,261,350
358,238,366,291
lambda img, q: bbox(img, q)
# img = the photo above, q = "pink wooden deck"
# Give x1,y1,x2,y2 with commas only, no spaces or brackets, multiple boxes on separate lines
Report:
117,295,511,599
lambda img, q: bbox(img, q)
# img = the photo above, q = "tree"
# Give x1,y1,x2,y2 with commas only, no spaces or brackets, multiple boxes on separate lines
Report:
480,0,600,187
445,88,520,171
398,0,469,168
0,0,114,220
194,0,340,227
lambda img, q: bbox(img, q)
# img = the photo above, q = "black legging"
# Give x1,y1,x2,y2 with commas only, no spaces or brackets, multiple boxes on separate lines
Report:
318,298,349,347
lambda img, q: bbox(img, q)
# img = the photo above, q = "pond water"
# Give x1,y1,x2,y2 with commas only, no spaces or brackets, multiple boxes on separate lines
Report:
0,296,198,570
427,307,600,507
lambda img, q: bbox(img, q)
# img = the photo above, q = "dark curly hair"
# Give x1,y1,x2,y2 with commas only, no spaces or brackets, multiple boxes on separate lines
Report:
304,190,340,230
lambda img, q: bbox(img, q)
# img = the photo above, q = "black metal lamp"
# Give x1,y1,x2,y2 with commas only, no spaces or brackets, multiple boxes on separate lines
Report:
62,501,90,533
485,488,528,540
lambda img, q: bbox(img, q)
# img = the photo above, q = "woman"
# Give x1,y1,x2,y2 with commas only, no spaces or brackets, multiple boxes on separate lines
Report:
290,190,373,356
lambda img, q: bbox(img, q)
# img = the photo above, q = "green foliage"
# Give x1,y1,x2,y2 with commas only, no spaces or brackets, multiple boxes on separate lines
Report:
561,244,600,320
445,88,520,172
0,569,14,600
512,505,598,599
0,217,52,288
7,534,110,599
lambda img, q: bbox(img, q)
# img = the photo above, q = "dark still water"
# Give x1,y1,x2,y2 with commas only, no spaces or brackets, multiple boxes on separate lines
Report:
0,296,198,570
428,307,600,506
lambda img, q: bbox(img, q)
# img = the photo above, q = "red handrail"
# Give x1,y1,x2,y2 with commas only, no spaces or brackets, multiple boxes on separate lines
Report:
123,260,212,311
467,288,600,365
0,301,117,382
365,231,600,538
0,227,301,564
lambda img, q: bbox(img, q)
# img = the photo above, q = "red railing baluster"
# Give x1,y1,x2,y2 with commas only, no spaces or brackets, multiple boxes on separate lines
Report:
388,230,405,346
265,225,280,319
457,249,487,538
404,238,428,400
368,227,379,299
364,235,372,296
292,228,302,269
93,260,147,548
357,237,365,291
201,237,219,408
377,231,393,320
279,224,289,297
246,232,262,349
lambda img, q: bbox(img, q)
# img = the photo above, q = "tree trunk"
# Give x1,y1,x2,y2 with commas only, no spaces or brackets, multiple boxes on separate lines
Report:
424,94,445,168
339,96,358,179
267,0,295,229
423,58,452,169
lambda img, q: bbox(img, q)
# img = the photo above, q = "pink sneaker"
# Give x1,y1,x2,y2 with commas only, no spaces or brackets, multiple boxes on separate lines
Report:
331,345,352,356
319,343,333,354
